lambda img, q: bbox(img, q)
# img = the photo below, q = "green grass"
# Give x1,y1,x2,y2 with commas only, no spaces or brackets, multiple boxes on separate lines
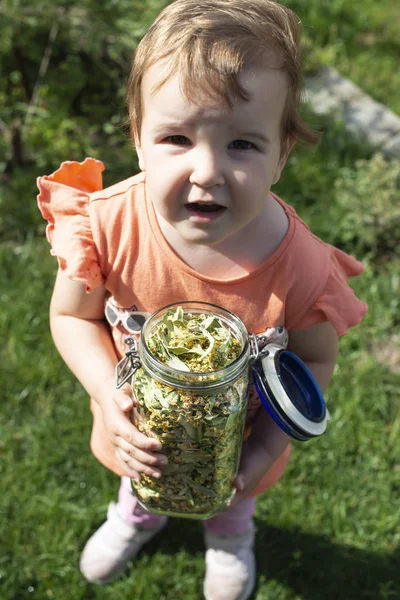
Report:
2,2,400,597
1,242,399,599
285,0,400,115
2,119,400,599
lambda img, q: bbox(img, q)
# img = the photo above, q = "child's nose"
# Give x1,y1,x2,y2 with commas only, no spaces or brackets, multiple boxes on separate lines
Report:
189,147,225,188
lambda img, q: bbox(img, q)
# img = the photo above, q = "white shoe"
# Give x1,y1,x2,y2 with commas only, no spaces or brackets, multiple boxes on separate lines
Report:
79,501,167,584
203,522,256,600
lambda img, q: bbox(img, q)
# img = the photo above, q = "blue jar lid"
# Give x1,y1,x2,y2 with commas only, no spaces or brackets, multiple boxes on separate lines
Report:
251,344,330,441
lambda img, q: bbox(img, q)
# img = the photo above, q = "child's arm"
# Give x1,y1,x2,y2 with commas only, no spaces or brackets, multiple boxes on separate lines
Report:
49,270,166,481
232,321,338,504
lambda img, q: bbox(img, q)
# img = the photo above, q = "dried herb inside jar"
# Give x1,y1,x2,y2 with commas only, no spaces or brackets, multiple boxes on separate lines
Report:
131,306,248,517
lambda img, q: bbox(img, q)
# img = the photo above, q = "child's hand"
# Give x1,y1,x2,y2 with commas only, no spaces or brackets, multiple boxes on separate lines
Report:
230,441,274,507
230,410,290,507
100,384,167,481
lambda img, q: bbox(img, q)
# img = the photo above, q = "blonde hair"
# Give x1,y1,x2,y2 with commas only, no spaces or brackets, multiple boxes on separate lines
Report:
127,0,320,155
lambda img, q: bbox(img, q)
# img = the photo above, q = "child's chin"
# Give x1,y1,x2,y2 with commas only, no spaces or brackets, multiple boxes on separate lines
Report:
178,225,230,247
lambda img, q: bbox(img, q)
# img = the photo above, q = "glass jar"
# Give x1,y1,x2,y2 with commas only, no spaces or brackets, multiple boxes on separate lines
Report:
129,302,249,519
115,301,330,519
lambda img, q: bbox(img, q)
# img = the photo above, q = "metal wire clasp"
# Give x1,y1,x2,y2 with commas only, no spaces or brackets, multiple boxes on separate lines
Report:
249,326,288,365
249,333,270,364
115,336,141,389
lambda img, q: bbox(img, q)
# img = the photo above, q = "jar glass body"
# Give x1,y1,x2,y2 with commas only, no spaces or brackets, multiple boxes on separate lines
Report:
130,302,250,519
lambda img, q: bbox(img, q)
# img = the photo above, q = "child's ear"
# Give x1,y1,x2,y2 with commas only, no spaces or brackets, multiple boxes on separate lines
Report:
134,133,145,171
272,138,296,185
136,145,145,171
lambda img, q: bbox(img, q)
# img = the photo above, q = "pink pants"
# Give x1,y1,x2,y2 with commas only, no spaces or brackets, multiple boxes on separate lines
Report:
118,476,256,535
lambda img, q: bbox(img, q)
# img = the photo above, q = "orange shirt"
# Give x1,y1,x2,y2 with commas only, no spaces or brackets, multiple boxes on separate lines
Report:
37,158,368,494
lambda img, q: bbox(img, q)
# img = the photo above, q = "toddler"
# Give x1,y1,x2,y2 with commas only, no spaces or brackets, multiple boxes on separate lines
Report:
37,1,367,599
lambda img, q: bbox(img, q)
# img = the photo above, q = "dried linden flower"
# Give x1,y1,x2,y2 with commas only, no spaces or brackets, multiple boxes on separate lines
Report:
131,306,248,517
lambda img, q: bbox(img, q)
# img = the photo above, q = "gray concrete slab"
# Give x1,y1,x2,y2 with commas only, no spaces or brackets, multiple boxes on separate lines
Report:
305,66,400,157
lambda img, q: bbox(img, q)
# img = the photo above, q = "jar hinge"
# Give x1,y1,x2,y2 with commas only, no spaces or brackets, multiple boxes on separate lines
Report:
249,333,270,364
115,336,141,389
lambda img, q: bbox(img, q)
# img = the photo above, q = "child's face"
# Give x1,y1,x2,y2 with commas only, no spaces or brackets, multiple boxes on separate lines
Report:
136,61,291,248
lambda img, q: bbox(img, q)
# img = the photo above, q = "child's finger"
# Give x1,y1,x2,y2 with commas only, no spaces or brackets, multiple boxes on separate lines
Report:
234,474,245,492
113,386,136,412
229,486,245,508
115,449,141,481
126,424,163,452
115,446,164,479
116,436,167,468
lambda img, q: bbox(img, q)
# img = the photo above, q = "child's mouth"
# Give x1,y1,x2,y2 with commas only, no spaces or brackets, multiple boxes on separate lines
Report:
185,202,226,221
186,202,224,212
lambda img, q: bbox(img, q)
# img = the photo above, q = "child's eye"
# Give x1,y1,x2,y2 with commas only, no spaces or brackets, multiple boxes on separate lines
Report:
230,139,256,151
164,135,191,146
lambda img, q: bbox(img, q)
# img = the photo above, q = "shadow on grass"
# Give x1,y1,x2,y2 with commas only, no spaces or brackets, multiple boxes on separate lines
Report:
13,518,396,599
254,523,399,599
150,519,399,599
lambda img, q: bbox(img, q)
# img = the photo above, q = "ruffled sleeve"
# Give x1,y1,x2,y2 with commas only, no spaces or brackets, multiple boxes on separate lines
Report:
37,158,105,292
293,247,368,336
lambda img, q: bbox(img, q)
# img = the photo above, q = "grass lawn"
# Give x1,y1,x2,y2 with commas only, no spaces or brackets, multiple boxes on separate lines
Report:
1,116,399,599
1,2,400,598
